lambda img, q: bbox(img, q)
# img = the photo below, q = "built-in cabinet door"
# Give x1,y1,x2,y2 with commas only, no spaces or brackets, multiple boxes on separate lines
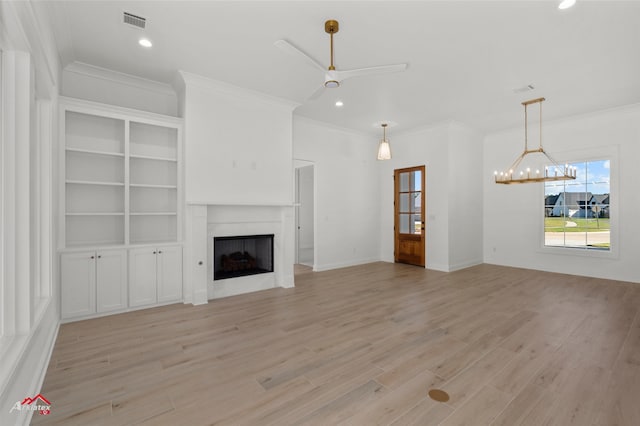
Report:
157,246,183,303
96,249,127,313
61,251,96,319
129,248,158,307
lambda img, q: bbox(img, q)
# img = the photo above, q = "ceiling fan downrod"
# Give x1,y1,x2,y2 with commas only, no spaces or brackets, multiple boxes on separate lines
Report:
325,19,339,71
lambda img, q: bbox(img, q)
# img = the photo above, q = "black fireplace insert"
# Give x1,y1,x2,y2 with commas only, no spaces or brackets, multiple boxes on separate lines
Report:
213,234,274,280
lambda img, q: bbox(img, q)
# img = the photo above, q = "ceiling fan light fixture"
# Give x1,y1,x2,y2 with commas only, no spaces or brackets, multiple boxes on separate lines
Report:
377,123,392,161
325,80,339,88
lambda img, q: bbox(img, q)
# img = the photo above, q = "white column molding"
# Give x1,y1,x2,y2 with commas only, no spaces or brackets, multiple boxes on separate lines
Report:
14,50,32,334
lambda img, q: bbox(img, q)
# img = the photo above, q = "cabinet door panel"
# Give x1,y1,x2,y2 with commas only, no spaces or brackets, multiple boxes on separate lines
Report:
96,249,127,312
157,246,183,302
61,251,96,319
129,248,158,307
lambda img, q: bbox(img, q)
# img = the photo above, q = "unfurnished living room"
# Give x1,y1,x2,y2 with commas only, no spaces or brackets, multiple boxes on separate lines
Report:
1,1,639,425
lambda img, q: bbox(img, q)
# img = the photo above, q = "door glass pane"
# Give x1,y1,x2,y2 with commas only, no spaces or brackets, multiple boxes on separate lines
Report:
413,171,422,191
411,214,422,234
399,214,410,234
400,172,410,192
399,193,410,213
411,193,421,213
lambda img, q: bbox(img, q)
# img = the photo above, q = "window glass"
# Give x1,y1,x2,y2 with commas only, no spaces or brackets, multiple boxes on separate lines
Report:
544,160,610,250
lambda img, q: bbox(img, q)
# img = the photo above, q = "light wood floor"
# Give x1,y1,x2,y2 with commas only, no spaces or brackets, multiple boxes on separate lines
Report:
36,262,640,425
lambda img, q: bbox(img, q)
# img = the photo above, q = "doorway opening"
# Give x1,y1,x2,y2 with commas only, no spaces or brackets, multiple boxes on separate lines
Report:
295,163,314,270
394,165,426,267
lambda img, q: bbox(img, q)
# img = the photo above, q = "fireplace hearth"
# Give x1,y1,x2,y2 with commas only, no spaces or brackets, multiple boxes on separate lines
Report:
213,234,274,280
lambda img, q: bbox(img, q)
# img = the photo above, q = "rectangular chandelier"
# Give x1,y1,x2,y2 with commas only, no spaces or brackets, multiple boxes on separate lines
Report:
494,97,576,184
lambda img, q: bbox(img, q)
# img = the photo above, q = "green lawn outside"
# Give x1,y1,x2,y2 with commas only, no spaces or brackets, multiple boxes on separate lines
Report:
544,217,610,232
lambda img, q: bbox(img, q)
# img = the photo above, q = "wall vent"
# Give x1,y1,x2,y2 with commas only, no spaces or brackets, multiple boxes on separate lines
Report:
123,12,146,29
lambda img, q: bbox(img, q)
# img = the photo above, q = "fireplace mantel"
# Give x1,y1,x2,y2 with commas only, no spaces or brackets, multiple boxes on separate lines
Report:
185,204,295,305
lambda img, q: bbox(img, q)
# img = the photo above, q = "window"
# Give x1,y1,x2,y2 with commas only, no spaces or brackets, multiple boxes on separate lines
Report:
544,159,610,250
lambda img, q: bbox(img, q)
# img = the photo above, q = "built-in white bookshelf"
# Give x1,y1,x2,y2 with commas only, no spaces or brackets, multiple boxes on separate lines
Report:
60,98,182,248
129,122,179,244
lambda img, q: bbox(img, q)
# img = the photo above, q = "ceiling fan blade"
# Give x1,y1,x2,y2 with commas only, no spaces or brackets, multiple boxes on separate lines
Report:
335,63,408,82
274,39,326,73
306,85,325,101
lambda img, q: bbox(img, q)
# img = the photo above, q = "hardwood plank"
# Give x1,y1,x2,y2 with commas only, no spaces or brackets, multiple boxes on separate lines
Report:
439,385,511,426
347,370,442,425
593,361,640,426
491,338,559,396
437,347,514,408
35,262,639,425
389,399,454,426
489,383,548,426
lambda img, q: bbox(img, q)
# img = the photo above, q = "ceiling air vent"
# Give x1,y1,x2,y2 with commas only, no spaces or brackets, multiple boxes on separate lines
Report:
123,12,146,29
513,84,535,94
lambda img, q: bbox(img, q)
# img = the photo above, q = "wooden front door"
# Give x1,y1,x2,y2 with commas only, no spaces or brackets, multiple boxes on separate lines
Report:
394,166,425,267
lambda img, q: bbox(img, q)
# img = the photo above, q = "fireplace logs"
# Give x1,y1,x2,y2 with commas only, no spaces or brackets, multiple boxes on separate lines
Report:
221,251,257,272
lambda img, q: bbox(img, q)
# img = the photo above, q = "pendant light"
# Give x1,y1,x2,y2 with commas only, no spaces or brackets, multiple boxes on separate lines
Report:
377,123,392,160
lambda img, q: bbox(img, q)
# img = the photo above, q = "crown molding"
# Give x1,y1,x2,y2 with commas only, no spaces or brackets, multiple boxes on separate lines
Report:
65,61,176,96
178,70,299,111
59,96,182,125
0,1,58,98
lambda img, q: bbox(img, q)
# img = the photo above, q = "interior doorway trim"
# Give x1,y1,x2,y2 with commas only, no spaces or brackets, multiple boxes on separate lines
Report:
294,159,315,270
394,165,426,267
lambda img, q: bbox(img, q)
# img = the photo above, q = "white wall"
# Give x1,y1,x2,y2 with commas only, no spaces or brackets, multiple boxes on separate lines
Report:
293,117,380,271
448,123,484,270
62,62,178,116
483,104,640,283
378,123,451,271
377,121,484,272
0,2,60,424
180,71,297,205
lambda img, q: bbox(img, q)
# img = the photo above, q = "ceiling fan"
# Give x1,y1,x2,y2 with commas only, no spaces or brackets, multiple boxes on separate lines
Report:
275,20,408,100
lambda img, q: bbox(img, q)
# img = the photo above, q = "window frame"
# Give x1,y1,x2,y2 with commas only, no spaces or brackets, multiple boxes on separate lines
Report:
538,147,618,259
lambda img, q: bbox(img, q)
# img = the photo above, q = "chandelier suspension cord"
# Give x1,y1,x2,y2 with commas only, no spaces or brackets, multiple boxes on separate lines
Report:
524,102,528,152
539,100,543,150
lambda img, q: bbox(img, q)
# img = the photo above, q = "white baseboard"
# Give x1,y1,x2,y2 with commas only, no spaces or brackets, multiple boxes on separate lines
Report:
426,262,450,272
448,259,483,272
313,257,380,272
1,300,59,426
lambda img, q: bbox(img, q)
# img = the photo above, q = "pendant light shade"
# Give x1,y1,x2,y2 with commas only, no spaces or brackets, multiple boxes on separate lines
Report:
377,123,392,160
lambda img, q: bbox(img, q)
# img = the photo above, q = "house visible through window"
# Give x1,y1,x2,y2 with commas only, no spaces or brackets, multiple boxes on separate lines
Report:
544,159,610,250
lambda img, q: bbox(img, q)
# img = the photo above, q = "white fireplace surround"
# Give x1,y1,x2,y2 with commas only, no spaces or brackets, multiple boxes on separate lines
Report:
186,204,295,304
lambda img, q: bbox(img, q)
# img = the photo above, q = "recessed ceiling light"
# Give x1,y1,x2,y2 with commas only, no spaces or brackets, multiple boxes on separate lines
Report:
138,38,152,48
335,100,344,107
558,0,576,10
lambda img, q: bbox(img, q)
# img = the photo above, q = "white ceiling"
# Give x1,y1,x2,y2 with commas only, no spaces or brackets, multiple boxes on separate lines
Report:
46,1,640,135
